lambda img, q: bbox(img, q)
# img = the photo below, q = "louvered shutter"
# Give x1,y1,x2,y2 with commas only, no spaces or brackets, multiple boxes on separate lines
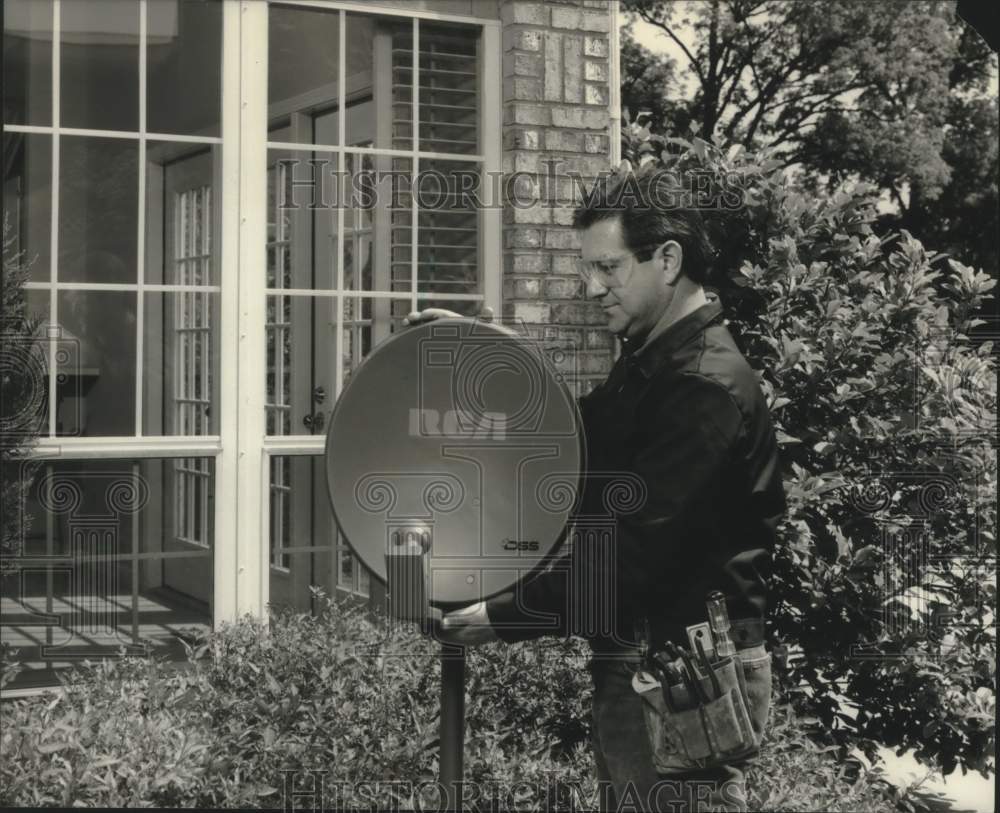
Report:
388,23,481,310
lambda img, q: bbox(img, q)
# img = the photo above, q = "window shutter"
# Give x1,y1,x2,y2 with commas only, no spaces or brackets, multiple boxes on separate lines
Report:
389,24,481,306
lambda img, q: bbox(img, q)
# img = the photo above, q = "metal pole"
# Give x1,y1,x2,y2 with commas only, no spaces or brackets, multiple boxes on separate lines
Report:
439,643,466,811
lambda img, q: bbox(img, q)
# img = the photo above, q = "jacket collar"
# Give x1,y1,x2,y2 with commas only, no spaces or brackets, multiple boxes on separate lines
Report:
619,294,724,380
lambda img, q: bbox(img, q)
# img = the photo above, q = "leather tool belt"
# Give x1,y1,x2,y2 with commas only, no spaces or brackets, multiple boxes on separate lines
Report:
633,618,771,774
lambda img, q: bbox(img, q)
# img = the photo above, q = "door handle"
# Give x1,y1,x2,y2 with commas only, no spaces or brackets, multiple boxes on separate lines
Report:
303,412,326,432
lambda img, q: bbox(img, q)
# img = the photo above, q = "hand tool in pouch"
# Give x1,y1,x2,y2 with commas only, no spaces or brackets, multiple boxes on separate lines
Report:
705,591,736,659
695,636,723,699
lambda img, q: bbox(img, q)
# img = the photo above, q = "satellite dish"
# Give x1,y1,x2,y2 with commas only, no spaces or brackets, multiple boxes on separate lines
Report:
325,315,585,809
325,317,583,610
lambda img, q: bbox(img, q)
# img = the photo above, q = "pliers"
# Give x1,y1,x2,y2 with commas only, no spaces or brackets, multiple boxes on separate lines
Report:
664,642,712,705
647,656,678,712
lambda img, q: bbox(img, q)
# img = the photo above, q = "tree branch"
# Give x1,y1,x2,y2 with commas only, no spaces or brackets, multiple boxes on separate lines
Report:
768,85,872,146
747,47,839,143
717,65,748,118
728,51,809,139
730,0,764,99
635,7,706,88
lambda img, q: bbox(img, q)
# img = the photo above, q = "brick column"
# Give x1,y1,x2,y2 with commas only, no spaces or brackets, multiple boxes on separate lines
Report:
499,0,616,397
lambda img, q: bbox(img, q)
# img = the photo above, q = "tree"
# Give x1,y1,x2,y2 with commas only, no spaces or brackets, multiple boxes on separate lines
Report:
800,10,999,275
619,27,681,136
624,0,999,276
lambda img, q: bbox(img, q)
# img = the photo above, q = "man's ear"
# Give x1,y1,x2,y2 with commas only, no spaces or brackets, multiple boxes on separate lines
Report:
655,240,683,285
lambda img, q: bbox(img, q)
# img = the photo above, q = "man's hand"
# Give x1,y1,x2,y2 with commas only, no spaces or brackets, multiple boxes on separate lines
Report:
424,601,498,646
402,306,493,327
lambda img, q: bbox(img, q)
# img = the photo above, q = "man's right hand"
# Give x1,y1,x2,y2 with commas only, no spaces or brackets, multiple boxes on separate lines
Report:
402,306,493,327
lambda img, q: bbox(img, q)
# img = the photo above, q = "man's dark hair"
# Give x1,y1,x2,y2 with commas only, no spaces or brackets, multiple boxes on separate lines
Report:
573,166,715,284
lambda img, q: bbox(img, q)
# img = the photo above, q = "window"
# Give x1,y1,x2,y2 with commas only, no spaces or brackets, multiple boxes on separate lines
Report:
1,0,500,689
172,185,213,548
262,4,500,608
2,0,226,691
0,458,215,690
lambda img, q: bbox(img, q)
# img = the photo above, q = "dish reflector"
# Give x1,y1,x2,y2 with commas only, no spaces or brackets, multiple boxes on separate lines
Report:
325,318,583,608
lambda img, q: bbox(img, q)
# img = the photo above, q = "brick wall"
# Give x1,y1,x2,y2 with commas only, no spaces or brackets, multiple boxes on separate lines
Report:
498,0,616,397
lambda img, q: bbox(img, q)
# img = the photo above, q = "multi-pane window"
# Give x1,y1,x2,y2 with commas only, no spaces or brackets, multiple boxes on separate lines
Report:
2,0,225,690
342,151,374,384
265,160,293,437
4,0,224,439
337,530,371,597
268,456,292,572
1,0,500,686
173,186,213,548
264,5,493,607
0,458,216,689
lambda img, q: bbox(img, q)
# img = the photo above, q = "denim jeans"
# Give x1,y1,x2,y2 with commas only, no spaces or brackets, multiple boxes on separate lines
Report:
589,645,772,812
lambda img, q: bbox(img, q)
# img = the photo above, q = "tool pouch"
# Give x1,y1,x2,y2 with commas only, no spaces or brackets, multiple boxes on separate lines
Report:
637,653,766,774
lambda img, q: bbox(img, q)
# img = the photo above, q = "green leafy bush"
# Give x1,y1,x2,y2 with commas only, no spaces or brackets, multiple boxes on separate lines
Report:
622,117,996,778
2,595,906,810
0,597,598,809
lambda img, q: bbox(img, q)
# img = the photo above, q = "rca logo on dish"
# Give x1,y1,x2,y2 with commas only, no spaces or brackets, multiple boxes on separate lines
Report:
408,408,507,440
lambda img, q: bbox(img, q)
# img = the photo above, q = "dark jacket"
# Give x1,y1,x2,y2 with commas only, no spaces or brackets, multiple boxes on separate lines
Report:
486,295,786,652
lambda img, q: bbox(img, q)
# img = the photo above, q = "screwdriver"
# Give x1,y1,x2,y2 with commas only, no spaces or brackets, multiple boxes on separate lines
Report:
706,591,736,659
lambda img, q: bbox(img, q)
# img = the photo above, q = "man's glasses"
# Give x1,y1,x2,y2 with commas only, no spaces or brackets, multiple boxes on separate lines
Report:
574,243,662,289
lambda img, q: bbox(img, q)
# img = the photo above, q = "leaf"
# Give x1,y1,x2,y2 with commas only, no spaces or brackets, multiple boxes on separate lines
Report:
37,741,70,754
852,546,880,568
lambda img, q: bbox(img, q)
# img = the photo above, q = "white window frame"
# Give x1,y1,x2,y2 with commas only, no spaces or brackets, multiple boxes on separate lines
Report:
14,0,502,628
241,0,501,618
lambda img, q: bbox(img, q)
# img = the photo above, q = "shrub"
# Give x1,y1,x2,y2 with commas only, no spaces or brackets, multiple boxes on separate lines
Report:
0,655,214,807
622,117,997,778
2,596,908,810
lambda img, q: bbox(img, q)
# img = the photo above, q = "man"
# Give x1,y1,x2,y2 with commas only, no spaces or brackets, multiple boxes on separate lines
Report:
405,165,786,812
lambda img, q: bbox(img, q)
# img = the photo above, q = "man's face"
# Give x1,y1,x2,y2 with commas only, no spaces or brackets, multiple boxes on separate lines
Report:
578,217,672,341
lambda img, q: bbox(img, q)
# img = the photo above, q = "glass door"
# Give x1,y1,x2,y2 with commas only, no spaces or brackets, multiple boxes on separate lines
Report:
258,2,499,612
